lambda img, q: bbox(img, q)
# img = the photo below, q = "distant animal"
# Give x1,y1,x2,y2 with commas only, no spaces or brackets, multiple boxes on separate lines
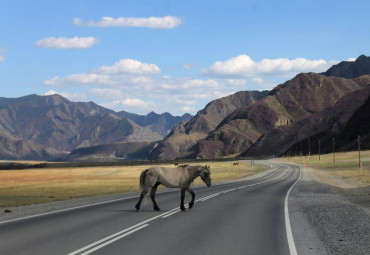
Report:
233,162,239,166
174,163,179,166
135,165,211,212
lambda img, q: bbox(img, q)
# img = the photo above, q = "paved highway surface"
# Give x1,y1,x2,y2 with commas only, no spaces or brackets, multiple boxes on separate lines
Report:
0,162,304,255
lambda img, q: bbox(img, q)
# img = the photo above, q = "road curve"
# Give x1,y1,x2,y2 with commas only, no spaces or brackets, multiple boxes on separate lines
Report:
0,162,302,255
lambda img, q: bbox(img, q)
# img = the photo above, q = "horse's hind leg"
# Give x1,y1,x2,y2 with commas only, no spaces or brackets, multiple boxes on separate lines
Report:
187,187,195,209
180,188,186,211
150,182,161,211
135,190,148,211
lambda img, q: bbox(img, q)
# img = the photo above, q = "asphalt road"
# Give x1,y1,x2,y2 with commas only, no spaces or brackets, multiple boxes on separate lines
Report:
0,162,304,255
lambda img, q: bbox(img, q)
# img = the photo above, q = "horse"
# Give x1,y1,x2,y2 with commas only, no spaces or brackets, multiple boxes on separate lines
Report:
135,165,211,212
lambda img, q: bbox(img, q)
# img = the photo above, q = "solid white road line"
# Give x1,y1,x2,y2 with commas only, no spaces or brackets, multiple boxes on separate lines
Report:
0,196,138,225
78,224,149,255
67,168,291,254
67,224,148,255
199,193,220,201
8,164,296,255
68,207,181,255
284,166,301,255
161,209,181,218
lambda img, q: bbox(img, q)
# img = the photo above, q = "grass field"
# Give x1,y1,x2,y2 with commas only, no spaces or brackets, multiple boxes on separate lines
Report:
0,161,264,207
278,150,370,187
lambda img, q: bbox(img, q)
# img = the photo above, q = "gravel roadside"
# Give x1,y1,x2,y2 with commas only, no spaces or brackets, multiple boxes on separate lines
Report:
291,165,370,255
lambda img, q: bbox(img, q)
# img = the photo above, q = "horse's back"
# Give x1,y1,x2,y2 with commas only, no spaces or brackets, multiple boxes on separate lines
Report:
150,166,186,188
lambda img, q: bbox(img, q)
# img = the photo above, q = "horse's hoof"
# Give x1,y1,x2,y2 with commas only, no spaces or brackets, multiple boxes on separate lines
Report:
136,209,140,212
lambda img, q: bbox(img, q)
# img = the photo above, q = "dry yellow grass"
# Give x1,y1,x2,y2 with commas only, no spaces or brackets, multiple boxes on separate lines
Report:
0,161,265,207
278,150,370,187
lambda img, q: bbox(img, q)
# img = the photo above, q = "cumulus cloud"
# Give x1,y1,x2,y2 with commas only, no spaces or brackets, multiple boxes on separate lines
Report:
182,63,195,70
122,98,155,108
42,57,265,115
201,55,339,77
0,47,6,62
44,90,87,101
74,15,182,29
94,59,161,74
89,88,125,99
44,73,114,87
35,36,99,49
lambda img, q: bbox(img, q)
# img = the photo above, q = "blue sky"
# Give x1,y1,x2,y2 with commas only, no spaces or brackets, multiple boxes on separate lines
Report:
1,0,369,115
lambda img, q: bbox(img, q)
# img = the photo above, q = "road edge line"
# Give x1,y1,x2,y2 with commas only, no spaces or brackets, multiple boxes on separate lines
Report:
284,165,301,255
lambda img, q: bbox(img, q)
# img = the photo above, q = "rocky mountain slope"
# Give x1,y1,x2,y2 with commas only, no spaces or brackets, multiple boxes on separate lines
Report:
244,86,370,157
148,90,269,159
322,55,370,79
0,130,65,160
0,94,190,159
64,141,156,161
2,55,369,161
188,72,370,159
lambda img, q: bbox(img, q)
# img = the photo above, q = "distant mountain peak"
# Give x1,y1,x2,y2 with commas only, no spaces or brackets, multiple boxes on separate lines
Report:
322,54,370,79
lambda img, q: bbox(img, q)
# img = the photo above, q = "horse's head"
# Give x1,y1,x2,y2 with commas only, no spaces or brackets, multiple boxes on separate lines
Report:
200,165,211,187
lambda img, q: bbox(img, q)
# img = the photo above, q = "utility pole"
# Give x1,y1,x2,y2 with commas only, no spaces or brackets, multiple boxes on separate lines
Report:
332,138,336,167
301,142,303,156
308,138,311,157
358,135,362,170
318,139,321,161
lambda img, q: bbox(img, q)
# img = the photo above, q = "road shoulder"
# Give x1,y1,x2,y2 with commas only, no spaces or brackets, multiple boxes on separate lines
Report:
291,165,370,255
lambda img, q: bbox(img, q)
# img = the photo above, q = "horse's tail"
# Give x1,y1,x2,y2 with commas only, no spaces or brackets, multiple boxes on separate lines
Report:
139,169,149,192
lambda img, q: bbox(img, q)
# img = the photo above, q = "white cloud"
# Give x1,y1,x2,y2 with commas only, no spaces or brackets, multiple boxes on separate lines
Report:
44,90,59,96
41,58,259,115
89,88,125,99
35,36,99,49
0,48,6,62
182,63,195,70
182,79,218,89
122,98,156,109
225,79,247,86
74,15,182,29
346,57,356,62
201,55,339,77
44,73,114,87
43,90,87,101
94,59,161,74
182,106,196,113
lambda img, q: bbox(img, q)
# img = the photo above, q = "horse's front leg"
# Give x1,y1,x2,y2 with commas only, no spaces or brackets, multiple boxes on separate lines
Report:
180,188,186,211
150,182,161,211
187,187,195,209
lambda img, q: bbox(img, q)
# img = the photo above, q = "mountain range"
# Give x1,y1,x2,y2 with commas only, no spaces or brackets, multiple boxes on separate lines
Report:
152,55,370,160
0,95,191,160
1,55,369,161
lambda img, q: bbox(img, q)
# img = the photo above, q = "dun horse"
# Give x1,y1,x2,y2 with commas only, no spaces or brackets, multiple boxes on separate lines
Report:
135,165,211,211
